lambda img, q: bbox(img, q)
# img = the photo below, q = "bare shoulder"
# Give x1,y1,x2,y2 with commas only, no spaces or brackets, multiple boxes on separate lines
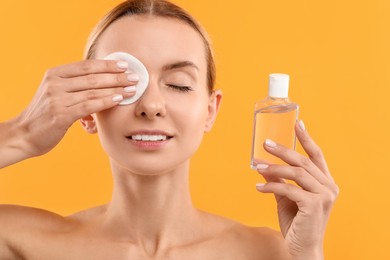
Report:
0,204,76,234
0,204,77,259
200,212,291,259
0,204,76,230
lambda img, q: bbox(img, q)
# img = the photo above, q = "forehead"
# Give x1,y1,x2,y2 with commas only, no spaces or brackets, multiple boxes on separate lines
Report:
95,15,207,73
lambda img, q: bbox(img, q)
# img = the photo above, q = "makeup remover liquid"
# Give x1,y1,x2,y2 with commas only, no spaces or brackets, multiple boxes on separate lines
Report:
251,74,299,169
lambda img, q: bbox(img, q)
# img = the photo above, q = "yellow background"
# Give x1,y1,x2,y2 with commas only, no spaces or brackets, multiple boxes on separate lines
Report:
1,0,389,259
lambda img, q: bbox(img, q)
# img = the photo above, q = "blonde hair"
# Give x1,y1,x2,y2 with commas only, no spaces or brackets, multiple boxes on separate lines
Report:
84,0,215,93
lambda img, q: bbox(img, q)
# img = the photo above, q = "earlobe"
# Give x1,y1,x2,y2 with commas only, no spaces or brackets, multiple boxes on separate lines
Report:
79,115,98,134
205,89,223,132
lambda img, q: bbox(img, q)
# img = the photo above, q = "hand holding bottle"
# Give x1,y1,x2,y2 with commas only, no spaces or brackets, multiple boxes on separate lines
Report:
0,59,138,168
255,121,339,260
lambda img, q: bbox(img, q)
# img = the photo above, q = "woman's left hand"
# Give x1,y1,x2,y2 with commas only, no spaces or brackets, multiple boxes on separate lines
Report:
255,120,339,260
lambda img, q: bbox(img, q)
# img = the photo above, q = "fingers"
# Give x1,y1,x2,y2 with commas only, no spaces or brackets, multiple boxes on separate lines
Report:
259,120,339,195
67,93,125,122
256,169,339,216
46,60,139,93
263,137,330,186
295,120,331,177
255,120,339,251
64,87,136,107
39,59,139,121
257,164,323,193
256,181,313,205
62,72,139,92
48,59,129,78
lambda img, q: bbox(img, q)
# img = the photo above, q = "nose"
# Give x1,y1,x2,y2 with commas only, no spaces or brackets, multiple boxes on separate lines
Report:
135,80,167,119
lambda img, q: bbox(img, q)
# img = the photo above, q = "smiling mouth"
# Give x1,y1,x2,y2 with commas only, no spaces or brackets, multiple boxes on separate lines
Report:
127,135,173,141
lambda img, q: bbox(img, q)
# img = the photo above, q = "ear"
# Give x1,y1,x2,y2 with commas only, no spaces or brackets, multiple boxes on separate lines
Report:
204,89,223,132
79,114,98,134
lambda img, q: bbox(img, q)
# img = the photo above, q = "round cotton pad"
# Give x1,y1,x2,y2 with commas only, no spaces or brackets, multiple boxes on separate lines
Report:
104,52,149,105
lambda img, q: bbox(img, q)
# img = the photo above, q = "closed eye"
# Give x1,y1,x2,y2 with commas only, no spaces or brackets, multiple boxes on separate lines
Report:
166,84,193,92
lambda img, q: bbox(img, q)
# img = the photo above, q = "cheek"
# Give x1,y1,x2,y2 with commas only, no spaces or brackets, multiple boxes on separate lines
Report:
94,108,128,150
168,95,209,135
95,109,117,133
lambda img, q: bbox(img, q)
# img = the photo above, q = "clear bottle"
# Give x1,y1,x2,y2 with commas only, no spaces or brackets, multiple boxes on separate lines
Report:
250,74,299,169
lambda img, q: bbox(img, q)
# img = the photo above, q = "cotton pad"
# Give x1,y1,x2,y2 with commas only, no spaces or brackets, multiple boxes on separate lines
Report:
104,52,149,105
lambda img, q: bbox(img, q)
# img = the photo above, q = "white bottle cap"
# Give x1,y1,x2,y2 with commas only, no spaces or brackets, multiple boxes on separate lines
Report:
268,73,290,98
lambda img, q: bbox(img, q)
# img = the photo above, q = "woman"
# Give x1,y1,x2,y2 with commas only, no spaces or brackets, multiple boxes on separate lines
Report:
0,0,338,259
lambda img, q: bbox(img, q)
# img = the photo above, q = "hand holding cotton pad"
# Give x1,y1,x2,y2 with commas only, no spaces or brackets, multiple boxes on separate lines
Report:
104,52,149,105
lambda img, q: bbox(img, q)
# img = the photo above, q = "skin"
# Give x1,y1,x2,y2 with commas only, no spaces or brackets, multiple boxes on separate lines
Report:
0,15,338,260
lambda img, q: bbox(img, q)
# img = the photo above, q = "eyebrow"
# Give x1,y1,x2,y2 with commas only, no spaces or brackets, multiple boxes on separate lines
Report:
162,61,199,72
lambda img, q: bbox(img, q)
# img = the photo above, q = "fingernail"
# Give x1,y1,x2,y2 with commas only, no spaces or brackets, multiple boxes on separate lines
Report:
256,183,266,189
265,139,277,148
127,74,139,82
257,164,269,170
124,86,136,93
112,94,123,102
117,61,129,69
298,120,306,131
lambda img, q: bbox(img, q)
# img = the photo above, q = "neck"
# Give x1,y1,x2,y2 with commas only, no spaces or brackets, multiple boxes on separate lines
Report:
102,160,200,254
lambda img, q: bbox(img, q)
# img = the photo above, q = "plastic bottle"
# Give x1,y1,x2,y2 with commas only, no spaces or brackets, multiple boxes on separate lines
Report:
250,73,299,169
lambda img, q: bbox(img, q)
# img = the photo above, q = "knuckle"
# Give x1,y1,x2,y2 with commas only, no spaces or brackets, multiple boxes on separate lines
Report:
47,77,61,88
44,69,52,79
43,79,62,97
98,97,113,111
44,84,56,98
286,183,296,193
80,98,108,114
323,190,333,202
332,183,340,198
116,73,124,84
44,85,54,97
105,60,114,71
86,74,99,86
43,70,57,84
321,187,338,208
86,90,98,100
79,101,94,114
312,146,324,159
44,67,57,78
80,60,94,74
294,167,307,181
300,156,312,168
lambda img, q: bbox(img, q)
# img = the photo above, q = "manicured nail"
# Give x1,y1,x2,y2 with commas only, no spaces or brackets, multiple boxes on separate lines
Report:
298,120,306,131
265,139,277,148
127,74,139,82
112,94,123,102
257,164,269,170
124,86,136,93
256,183,266,190
117,61,129,69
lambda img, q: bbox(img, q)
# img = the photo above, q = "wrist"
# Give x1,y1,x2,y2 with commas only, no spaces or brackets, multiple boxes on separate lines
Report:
0,116,32,168
291,247,323,260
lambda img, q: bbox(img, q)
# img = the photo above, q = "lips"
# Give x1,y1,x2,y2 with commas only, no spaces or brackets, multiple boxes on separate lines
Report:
126,130,173,142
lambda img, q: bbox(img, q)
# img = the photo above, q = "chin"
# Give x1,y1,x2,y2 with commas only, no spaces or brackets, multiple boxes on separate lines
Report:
111,156,190,176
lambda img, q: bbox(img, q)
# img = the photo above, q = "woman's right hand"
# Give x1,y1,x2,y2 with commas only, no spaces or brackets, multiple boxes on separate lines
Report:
1,59,138,167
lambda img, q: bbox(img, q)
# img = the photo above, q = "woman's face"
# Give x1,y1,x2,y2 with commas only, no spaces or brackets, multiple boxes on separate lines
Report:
87,15,221,175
